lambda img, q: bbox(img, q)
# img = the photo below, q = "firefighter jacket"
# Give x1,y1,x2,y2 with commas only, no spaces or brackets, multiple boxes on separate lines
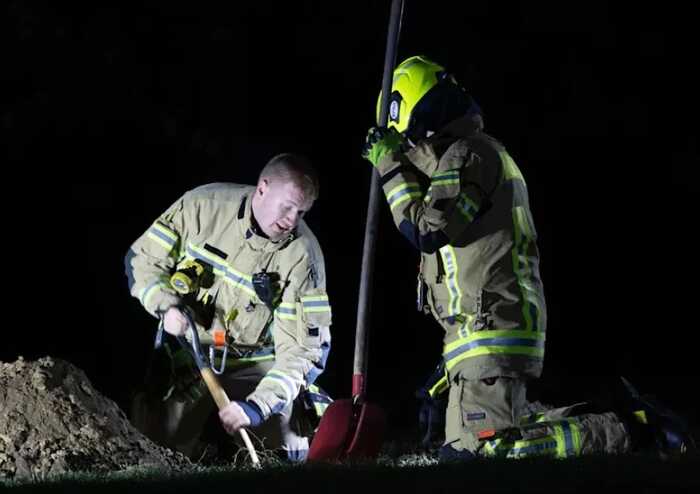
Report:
375,115,546,381
125,183,332,419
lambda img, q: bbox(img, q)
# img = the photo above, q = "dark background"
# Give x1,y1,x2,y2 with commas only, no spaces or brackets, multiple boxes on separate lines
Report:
4,1,698,436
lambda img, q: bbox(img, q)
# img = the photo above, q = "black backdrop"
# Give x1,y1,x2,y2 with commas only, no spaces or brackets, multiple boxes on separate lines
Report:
5,1,698,435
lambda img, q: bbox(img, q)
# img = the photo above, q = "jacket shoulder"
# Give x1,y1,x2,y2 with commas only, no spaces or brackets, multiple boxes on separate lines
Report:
284,221,325,267
182,183,253,210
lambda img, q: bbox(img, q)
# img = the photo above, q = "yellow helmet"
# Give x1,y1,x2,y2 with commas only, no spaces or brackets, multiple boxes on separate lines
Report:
377,55,481,141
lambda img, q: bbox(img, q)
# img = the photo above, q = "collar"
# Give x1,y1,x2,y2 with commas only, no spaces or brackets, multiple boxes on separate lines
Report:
236,193,296,253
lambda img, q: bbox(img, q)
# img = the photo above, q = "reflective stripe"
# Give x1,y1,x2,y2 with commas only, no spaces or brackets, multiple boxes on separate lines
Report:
261,370,298,403
439,245,463,317
186,243,256,298
431,170,460,186
484,436,557,458
301,295,331,313
456,193,479,222
139,279,169,308
307,384,332,417
509,437,558,458
485,419,581,459
443,330,545,371
147,222,179,252
227,354,275,367
519,412,548,425
307,391,332,416
276,303,297,320
428,375,449,398
553,419,581,458
499,150,524,182
512,207,539,332
386,182,422,211
458,313,475,339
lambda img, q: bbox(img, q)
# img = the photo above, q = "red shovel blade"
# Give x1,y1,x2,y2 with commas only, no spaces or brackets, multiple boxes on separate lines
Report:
345,400,386,459
307,398,386,462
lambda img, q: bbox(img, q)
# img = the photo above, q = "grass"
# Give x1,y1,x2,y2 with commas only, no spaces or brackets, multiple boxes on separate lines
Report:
2,451,699,493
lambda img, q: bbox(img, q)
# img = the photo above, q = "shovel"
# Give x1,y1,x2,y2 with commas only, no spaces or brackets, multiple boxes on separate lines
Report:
307,0,405,462
155,310,260,466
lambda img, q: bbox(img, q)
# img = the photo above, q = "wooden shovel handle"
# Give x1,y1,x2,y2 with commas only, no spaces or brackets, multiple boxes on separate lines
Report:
200,368,260,465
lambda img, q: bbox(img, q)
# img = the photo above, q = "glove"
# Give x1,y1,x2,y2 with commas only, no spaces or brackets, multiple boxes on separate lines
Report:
361,126,406,168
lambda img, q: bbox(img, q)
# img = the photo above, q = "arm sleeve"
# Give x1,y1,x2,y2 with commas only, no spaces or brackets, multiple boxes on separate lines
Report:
124,195,188,317
246,251,332,418
376,140,497,252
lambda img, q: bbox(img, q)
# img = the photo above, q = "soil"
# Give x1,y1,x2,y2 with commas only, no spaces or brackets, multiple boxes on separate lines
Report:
0,356,192,480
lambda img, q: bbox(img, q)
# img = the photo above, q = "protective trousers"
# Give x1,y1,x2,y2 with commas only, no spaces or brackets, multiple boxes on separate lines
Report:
445,376,632,458
132,359,312,462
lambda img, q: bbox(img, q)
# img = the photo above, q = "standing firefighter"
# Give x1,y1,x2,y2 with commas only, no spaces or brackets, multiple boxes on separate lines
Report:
125,153,332,462
362,56,694,460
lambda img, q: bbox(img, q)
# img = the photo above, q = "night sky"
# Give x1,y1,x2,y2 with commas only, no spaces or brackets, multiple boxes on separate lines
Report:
5,1,698,435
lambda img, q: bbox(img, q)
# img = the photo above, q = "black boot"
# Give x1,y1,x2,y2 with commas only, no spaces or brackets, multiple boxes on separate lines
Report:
618,376,696,458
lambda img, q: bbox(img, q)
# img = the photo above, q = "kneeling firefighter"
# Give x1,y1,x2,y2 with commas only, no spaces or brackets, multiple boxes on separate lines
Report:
362,55,694,460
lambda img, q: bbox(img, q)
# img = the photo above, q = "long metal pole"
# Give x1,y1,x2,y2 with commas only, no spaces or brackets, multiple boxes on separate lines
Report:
353,0,405,401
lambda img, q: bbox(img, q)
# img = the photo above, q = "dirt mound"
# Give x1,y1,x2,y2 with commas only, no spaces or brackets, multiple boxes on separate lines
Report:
0,356,192,480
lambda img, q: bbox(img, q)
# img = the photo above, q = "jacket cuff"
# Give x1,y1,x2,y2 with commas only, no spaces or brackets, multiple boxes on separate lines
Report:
237,400,264,427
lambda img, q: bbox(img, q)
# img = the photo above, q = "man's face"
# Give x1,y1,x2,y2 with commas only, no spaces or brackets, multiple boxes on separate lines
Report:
252,178,313,241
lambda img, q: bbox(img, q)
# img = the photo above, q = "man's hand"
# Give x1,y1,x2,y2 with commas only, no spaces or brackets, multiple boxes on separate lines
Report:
361,126,406,168
162,306,189,336
219,401,252,435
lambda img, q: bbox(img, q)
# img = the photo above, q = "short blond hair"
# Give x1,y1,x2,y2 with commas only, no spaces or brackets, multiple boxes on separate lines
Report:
259,153,319,201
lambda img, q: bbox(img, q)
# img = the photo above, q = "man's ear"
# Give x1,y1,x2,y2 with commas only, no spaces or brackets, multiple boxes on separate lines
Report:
257,178,269,196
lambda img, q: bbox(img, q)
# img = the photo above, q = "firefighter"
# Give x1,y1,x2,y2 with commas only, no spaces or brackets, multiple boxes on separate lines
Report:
125,153,332,462
362,56,694,460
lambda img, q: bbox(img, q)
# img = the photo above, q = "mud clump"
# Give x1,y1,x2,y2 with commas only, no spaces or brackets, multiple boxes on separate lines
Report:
0,356,192,480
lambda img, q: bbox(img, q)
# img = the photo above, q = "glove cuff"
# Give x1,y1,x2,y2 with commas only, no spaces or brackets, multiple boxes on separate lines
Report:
237,400,264,427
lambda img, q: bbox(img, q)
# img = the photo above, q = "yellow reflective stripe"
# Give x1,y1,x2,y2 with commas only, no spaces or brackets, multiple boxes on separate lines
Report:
139,278,171,308
509,436,558,458
386,182,415,199
511,207,536,332
217,354,276,370
147,231,176,251
482,440,497,456
633,410,648,424
432,178,460,186
499,150,524,182
457,193,479,223
386,182,422,211
432,169,460,180
314,402,329,416
444,330,544,351
186,243,256,298
514,207,534,239
439,245,462,317
428,375,449,397
303,307,331,313
390,191,422,211
235,354,276,364
443,330,546,372
458,314,474,338
276,302,298,320
261,370,298,402
152,222,179,242
549,419,582,458
519,412,548,425
300,295,331,313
